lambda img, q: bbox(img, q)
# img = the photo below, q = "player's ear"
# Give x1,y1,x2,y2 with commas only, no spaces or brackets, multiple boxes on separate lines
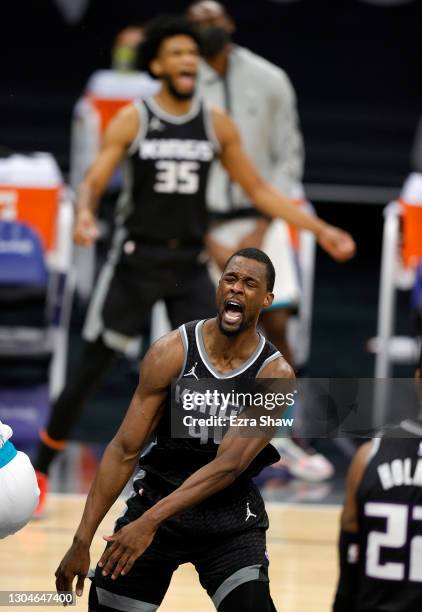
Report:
150,58,162,78
225,16,236,35
263,292,274,309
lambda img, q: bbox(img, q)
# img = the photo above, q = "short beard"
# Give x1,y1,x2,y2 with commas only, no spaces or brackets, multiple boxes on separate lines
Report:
217,314,252,337
162,74,195,101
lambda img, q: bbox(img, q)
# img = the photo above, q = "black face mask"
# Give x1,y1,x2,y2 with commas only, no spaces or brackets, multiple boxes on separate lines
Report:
199,25,230,58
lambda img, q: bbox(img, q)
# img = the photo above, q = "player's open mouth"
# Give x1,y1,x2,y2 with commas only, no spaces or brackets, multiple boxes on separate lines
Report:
178,70,196,88
222,300,244,325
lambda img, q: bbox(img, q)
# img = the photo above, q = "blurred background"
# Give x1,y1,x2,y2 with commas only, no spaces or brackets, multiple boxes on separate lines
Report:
1,2,422,609
2,0,422,381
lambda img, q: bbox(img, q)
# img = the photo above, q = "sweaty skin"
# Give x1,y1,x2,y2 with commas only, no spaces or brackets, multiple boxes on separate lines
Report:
72,34,355,261
54,255,294,595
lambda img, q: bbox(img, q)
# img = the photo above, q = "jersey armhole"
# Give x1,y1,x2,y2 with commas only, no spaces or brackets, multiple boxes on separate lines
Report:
256,350,282,377
203,103,222,155
127,100,149,156
177,324,189,380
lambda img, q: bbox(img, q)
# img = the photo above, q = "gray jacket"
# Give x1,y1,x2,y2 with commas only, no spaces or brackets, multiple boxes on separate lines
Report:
196,45,304,214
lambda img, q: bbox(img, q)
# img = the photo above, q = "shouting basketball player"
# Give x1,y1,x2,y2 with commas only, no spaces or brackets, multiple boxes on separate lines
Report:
55,248,292,611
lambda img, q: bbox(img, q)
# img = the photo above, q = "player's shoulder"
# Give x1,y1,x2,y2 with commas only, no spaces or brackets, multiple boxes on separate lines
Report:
347,440,376,490
258,353,295,380
103,102,141,145
142,329,185,380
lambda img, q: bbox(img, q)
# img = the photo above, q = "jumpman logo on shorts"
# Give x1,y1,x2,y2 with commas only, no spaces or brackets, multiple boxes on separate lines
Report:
184,363,199,380
245,502,257,521
418,442,422,457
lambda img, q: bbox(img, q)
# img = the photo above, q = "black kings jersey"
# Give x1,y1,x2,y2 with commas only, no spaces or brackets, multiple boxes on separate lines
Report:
355,421,422,612
140,319,282,488
118,97,218,245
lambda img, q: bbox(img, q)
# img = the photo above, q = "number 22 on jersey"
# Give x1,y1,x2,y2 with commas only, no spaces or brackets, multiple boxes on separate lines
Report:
365,502,422,582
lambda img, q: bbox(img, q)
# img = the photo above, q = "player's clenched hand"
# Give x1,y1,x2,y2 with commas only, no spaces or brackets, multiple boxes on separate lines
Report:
98,516,157,580
317,224,356,262
73,209,100,246
55,541,90,602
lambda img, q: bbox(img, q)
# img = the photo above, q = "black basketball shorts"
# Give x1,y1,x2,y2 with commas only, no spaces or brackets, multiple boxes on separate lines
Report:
84,239,216,345
89,474,272,611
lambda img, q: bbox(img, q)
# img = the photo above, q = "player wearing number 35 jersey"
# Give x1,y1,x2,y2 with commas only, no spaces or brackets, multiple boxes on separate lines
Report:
333,346,422,612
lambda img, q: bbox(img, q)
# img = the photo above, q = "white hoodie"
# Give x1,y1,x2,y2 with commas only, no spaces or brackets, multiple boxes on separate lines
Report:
196,45,304,215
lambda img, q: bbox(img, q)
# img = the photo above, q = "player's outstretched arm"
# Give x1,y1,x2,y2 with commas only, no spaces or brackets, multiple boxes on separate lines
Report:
212,107,356,262
333,440,373,612
98,357,294,580
73,104,140,246
54,330,184,598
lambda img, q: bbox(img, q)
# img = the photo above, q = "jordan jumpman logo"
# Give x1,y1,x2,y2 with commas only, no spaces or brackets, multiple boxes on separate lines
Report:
245,502,257,521
184,362,199,380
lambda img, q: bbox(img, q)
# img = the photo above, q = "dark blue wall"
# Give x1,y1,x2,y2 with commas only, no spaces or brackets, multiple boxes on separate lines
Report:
1,0,422,186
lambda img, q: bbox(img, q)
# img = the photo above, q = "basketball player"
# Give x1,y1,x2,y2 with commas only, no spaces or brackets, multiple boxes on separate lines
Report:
34,15,355,514
333,347,422,611
55,248,291,611
0,421,39,539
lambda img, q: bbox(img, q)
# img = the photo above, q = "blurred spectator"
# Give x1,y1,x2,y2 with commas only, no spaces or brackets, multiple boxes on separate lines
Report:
186,0,304,366
111,26,145,72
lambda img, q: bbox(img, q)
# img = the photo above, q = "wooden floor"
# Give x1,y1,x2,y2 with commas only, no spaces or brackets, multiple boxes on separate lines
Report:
0,496,341,611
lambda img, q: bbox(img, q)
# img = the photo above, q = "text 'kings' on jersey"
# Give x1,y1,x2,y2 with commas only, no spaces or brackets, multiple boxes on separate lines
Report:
117,98,219,246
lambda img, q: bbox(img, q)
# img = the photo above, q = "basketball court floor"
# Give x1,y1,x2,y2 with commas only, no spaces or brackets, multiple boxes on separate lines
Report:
0,442,342,612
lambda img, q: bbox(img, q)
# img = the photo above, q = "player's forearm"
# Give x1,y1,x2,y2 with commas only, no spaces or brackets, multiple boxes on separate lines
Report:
143,455,244,526
75,179,102,216
73,439,139,546
252,181,326,236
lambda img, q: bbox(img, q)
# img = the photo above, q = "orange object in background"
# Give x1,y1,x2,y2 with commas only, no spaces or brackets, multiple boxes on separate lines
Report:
399,173,422,268
400,201,422,268
0,185,61,253
87,95,132,134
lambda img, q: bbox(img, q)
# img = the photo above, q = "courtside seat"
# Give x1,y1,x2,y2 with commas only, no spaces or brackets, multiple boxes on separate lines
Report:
0,221,52,364
0,153,74,398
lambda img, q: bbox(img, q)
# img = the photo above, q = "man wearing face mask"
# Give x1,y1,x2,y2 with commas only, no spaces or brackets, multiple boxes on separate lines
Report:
187,2,333,483
186,1,303,367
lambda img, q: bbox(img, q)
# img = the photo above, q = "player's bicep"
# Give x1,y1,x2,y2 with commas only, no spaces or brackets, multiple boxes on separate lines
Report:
112,330,184,456
83,104,139,194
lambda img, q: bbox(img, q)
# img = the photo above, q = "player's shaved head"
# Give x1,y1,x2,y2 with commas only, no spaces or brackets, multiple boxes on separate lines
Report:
187,1,228,21
186,1,234,33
